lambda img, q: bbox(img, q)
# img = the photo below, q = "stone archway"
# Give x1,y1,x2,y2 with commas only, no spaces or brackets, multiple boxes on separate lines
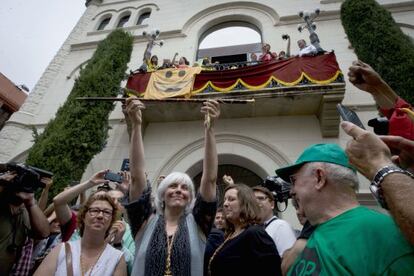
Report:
181,1,279,61
152,133,290,183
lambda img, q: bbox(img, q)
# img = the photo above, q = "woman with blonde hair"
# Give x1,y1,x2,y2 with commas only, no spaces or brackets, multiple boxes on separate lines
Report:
34,193,127,276
208,184,281,276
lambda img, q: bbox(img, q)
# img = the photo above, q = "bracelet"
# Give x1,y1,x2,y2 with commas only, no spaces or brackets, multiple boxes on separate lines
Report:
370,165,414,209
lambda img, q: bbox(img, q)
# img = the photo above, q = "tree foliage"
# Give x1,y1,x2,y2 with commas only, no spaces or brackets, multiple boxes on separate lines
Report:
26,29,133,199
341,0,414,104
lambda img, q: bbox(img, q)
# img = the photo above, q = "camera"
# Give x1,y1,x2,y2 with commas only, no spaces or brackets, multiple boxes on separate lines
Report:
262,176,292,209
0,162,53,193
368,117,389,135
282,34,290,40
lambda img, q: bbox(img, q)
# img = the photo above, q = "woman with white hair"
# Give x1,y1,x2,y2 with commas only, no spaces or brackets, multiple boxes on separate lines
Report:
124,97,220,276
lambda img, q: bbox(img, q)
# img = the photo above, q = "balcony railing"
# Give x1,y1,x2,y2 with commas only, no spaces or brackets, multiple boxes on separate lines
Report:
125,52,345,137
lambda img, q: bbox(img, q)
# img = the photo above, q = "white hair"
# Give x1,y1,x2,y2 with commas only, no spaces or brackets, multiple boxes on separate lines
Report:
154,172,196,214
307,162,359,191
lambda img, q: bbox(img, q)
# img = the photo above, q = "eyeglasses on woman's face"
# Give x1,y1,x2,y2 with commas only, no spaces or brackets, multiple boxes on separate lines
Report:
87,207,113,218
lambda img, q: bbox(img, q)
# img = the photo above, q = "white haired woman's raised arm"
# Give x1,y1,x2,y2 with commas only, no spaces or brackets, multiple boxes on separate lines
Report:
199,100,220,202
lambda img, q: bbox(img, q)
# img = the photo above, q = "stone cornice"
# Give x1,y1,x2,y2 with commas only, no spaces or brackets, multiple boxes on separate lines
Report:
71,29,185,51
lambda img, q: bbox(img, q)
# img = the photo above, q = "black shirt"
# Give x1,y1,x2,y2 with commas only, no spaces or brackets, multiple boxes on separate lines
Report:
209,225,281,276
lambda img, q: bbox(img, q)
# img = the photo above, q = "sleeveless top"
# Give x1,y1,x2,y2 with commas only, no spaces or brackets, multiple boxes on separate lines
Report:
55,240,123,276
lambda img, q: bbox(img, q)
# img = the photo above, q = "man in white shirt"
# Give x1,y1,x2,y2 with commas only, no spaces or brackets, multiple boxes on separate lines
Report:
253,186,296,257
297,39,317,57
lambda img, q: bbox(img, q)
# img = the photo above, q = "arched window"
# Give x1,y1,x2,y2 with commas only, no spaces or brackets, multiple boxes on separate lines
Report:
117,14,130,28
137,11,151,25
198,25,262,63
97,17,111,30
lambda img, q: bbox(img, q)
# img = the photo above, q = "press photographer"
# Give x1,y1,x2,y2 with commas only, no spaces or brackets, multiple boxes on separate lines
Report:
262,175,292,212
0,163,51,275
253,184,296,258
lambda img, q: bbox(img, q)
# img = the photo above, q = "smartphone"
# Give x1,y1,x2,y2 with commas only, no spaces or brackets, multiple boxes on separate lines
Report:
336,104,365,130
120,158,130,171
104,171,123,183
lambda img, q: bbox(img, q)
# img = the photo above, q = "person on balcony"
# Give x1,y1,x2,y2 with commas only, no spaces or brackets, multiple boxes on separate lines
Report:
297,39,317,57
138,39,159,72
250,53,259,65
175,57,190,69
259,43,277,62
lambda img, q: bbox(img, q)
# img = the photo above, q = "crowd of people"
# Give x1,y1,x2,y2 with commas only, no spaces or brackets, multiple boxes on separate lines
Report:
1,58,414,275
137,36,319,73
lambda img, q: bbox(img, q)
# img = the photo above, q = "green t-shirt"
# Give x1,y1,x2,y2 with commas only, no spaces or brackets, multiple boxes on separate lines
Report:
288,206,414,275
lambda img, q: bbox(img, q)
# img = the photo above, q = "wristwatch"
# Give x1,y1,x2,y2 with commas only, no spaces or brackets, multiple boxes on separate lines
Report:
370,165,414,209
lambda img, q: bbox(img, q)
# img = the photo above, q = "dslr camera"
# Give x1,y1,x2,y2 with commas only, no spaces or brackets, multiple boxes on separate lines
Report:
368,117,389,135
262,176,292,211
0,162,53,193
282,34,290,40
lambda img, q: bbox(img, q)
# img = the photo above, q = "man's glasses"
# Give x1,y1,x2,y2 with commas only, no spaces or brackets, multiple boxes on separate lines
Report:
87,208,113,218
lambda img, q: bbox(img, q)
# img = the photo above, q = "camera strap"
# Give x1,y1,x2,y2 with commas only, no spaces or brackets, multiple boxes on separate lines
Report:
264,216,278,229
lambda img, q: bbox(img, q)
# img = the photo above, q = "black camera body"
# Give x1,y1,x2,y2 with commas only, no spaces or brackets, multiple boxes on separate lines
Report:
282,34,290,40
0,162,53,193
368,117,389,135
262,176,292,204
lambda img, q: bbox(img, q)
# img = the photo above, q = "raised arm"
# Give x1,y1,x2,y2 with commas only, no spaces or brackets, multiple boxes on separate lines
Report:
342,122,414,245
125,97,147,201
17,192,50,238
348,60,398,109
143,41,154,62
38,177,53,211
286,36,291,57
53,170,107,226
199,100,220,202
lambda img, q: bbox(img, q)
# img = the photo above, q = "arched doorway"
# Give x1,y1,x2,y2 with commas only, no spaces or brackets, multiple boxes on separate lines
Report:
197,22,262,64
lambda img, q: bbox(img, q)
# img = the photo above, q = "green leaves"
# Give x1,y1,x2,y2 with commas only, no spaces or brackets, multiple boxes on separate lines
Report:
26,29,133,201
341,0,414,104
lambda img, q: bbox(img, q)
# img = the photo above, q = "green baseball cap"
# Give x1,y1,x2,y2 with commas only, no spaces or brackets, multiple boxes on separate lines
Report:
275,143,355,182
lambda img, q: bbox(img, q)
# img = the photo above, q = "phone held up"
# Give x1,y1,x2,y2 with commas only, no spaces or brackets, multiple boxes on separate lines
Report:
336,104,365,130
104,171,123,184
121,158,130,172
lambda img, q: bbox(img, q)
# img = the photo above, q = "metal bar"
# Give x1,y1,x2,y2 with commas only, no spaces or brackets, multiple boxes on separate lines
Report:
76,97,255,104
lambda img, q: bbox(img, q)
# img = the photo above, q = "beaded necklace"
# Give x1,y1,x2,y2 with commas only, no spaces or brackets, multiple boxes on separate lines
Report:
164,232,176,276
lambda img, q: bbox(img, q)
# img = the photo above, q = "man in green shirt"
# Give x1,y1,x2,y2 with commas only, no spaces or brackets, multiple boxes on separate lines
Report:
276,144,414,275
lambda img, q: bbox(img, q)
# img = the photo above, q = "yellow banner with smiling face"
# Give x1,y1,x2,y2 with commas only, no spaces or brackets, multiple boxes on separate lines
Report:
143,67,202,99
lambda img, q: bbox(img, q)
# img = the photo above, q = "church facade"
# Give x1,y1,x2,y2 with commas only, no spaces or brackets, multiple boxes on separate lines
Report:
1,0,413,225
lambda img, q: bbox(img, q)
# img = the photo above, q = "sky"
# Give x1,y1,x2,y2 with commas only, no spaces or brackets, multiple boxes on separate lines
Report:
0,1,86,91
0,1,258,92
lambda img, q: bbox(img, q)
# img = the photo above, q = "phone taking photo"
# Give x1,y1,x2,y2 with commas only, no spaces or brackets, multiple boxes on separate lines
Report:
121,158,129,172
104,171,123,183
336,104,365,130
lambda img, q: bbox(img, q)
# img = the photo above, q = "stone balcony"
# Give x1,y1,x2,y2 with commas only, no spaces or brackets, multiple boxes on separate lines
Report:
126,52,345,137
